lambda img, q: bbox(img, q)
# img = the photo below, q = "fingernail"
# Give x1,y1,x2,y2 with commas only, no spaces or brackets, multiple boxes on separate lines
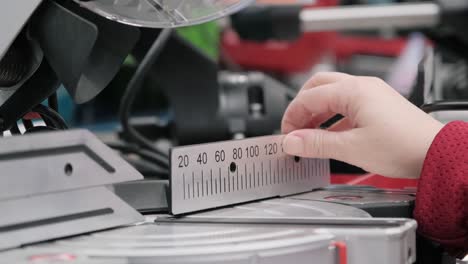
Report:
283,134,304,155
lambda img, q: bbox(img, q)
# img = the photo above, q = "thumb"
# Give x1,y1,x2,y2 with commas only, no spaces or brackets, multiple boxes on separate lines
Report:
282,129,351,161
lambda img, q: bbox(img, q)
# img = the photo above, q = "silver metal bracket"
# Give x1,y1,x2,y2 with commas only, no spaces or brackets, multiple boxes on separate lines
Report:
0,129,143,250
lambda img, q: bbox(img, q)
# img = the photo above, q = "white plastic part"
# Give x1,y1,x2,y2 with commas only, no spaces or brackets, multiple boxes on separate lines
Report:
73,0,253,28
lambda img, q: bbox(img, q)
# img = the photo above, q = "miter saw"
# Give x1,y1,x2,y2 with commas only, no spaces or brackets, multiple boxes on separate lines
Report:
0,1,461,264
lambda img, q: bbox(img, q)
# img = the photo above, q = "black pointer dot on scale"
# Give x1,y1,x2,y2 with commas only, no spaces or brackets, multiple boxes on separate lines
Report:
230,162,237,173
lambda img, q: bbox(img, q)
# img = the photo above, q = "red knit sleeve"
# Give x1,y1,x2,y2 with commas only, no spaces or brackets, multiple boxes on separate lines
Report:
414,121,468,254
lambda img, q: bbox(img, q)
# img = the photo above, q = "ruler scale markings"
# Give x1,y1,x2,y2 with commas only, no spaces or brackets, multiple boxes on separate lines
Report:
271,162,274,184
317,160,322,174
321,159,323,176
253,163,256,188
250,172,253,188
277,159,280,183
290,158,294,181
257,165,260,187
292,160,295,181
170,135,329,214
242,173,245,190
309,161,315,179
299,162,302,180
302,161,304,179
315,159,318,178
281,157,284,183
304,161,307,179
305,159,308,179
192,172,195,198
223,175,226,192
298,160,301,180
319,159,322,177
227,168,231,192
281,167,284,183
219,168,222,193
273,160,277,184
318,158,321,177
318,159,322,177
323,160,326,176
284,157,287,183
245,164,248,189
297,161,302,181
183,173,186,200
256,165,260,187
295,161,298,181
289,157,292,182
236,166,239,191
232,172,235,191
292,161,295,181
310,158,313,178
215,179,218,194
311,159,314,178
325,160,328,176
201,170,204,196
315,160,318,177
293,158,296,180
294,161,297,181
269,160,272,184
261,162,264,186
297,161,299,180
210,169,213,195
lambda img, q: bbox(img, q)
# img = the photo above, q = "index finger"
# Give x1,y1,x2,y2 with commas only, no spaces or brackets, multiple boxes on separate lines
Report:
281,80,357,134
282,72,353,134
300,72,351,92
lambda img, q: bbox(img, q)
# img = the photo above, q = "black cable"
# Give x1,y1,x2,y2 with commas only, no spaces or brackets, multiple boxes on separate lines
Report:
107,141,169,171
119,28,172,167
48,93,59,112
421,101,468,114
22,118,34,130
40,114,57,128
24,126,58,134
121,155,169,178
9,122,21,135
33,104,68,130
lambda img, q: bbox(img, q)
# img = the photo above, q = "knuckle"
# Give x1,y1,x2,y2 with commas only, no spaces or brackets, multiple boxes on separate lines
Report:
304,130,328,158
361,76,385,88
308,72,327,87
304,132,320,157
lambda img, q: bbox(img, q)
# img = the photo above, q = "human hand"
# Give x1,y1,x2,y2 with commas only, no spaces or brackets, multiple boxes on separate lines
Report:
281,72,444,178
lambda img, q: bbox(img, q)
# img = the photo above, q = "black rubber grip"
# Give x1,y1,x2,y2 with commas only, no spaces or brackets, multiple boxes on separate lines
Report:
231,5,302,41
